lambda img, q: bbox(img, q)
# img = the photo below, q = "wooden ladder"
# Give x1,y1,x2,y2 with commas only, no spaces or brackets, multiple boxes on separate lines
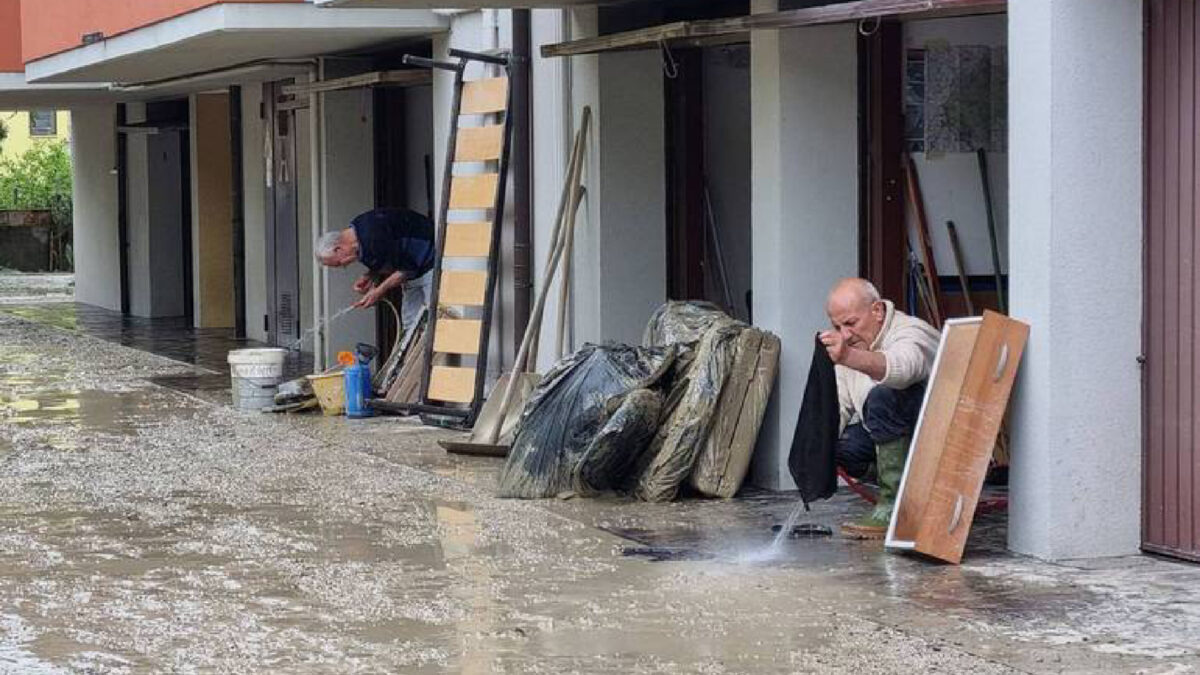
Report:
386,48,513,427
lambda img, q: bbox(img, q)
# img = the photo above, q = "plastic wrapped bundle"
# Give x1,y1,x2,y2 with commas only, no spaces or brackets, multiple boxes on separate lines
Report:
634,322,743,502
497,344,671,499
575,388,663,496
689,329,781,498
642,300,734,348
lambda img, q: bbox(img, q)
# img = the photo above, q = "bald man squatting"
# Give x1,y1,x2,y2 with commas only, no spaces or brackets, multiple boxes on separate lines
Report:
819,278,940,539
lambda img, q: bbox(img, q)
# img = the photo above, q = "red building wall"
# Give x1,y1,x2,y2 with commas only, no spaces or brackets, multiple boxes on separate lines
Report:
21,0,301,64
0,0,23,72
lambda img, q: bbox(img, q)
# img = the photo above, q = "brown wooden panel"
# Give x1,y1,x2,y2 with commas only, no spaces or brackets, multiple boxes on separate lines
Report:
449,173,499,210
428,366,477,403
455,125,505,162
461,77,508,115
443,221,492,258
891,320,981,544
911,312,1028,564
438,270,488,307
1145,0,1200,560
433,318,482,355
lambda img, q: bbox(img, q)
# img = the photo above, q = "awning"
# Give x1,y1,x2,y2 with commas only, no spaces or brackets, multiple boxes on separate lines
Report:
25,3,448,85
541,0,1006,58
0,73,116,109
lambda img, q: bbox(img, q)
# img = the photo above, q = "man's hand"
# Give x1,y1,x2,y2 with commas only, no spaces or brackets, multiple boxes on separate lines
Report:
353,275,373,294
819,330,849,365
353,286,384,309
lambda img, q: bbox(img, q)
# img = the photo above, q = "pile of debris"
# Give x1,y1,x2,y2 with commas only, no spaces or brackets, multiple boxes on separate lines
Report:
497,300,780,502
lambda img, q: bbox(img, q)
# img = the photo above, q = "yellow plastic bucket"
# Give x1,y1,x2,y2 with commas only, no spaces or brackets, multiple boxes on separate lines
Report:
307,372,346,416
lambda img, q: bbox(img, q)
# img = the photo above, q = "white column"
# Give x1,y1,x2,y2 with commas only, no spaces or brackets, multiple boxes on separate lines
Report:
69,105,121,312
1007,0,1143,559
748,17,860,489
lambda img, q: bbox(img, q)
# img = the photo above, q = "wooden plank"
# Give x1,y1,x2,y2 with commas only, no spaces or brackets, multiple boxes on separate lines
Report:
1164,0,1182,551
281,70,432,97
433,319,482,355
890,320,981,545
461,78,508,115
428,366,477,404
443,222,492,258
449,174,499,210
438,270,488,307
455,125,505,162
540,0,1005,57
912,312,1028,564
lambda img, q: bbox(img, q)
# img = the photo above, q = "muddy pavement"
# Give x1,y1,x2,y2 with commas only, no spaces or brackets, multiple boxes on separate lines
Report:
0,305,1198,673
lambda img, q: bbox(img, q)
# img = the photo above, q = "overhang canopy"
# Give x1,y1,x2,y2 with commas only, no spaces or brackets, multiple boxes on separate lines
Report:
25,3,449,85
541,0,1006,58
0,73,116,109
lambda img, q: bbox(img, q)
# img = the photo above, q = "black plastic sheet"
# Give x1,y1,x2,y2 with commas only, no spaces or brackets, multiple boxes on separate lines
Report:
497,344,672,499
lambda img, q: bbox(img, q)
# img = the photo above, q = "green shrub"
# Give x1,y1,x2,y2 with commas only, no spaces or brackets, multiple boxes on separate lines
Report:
0,140,74,271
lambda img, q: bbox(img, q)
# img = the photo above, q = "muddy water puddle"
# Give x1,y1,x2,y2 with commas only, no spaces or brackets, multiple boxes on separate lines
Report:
0,386,195,450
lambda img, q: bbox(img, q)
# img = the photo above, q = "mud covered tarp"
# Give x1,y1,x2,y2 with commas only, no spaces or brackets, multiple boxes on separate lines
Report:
634,321,743,502
497,344,671,499
643,300,733,348
636,301,781,501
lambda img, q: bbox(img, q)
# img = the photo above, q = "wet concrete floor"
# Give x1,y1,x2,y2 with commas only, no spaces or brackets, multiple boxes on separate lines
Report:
1,276,1199,673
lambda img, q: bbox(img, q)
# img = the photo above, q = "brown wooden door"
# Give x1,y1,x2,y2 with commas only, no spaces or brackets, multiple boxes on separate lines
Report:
1145,0,1200,562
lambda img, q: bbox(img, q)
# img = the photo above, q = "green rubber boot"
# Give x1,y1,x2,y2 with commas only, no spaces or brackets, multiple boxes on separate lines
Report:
842,436,909,540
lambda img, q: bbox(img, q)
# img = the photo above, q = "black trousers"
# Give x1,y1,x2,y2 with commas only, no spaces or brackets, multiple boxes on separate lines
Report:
836,382,926,479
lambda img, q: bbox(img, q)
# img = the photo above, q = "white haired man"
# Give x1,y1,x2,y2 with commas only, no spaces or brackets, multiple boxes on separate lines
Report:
316,207,435,344
819,278,940,539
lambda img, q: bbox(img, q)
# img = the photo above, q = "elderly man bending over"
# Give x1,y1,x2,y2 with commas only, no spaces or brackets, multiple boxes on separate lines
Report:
819,278,940,539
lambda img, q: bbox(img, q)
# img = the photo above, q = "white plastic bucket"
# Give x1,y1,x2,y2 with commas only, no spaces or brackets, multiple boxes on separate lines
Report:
228,348,288,411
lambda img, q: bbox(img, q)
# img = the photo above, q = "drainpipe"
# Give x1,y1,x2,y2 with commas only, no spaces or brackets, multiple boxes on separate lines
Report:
511,9,533,360
229,85,247,340
309,60,327,371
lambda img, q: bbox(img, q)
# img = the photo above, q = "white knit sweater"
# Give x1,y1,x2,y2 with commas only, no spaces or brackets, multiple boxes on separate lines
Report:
835,301,941,435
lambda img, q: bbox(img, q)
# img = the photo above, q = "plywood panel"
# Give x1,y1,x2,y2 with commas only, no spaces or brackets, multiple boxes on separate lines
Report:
449,174,499,210
911,312,1028,564
455,125,505,162
444,222,492,258
428,365,477,403
438,270,488,307
461,77,508,115
433,318,482,355
890,320,981,544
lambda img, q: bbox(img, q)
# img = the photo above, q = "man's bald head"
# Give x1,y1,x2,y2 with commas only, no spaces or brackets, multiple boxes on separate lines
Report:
827,278,881,313
825,278,887,350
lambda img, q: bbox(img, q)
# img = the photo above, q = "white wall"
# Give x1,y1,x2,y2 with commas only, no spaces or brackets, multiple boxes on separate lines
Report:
748,12,860,490
1007,0,1144,560
905,15,1009,278
242,84,269,343
531,8,573,370
320,58,377,364
69,104,121,312
296,103,314,351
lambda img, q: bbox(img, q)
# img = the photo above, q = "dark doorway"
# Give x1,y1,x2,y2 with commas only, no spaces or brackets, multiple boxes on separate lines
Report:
264,80,302,348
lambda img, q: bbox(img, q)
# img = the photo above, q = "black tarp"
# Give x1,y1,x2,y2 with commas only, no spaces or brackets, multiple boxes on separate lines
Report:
786,335,841,506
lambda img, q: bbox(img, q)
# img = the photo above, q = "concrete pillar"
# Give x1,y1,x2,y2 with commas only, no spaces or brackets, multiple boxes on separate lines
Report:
241,84,269,344
747,16,860,490
565,7,668,350
1007,0,1143,559
69,105,121,312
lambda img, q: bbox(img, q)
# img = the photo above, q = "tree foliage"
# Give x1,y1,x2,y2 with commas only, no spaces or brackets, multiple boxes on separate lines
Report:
0,139,74,270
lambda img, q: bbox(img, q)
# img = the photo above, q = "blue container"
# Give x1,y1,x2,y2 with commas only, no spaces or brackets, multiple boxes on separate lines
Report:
343,361,374,418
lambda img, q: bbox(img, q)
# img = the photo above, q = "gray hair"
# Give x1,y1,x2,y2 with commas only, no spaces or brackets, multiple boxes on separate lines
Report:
315,231,342,261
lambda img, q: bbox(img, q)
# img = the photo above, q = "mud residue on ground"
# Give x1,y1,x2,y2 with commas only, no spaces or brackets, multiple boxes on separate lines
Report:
0,276,1198,673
